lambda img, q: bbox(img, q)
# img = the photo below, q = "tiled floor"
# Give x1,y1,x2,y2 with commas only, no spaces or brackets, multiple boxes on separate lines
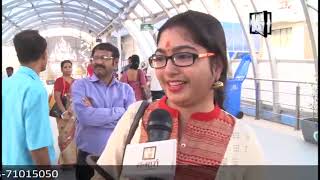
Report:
240,116,318,165
49,115,318,166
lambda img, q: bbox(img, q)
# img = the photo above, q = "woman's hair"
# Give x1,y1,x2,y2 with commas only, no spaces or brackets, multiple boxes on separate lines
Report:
130,54,140,70
157,10,228,108
61,60,72,69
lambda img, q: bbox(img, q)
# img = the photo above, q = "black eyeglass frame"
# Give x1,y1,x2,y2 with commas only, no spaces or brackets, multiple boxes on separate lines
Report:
148,52,215,69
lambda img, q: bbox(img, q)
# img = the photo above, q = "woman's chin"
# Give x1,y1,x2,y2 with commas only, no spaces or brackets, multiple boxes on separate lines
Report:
167,93,190,106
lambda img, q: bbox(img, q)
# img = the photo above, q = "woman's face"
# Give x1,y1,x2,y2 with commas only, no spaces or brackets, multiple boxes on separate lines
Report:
155,27,219,107
62,62,72,76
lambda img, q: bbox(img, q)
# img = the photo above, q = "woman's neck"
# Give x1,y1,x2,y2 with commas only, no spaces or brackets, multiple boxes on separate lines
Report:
63,75,71,78
167,94,215,121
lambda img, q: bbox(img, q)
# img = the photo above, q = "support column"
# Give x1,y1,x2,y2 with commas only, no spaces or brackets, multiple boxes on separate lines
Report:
249,0,280,120
300,0,318,76
230,0,260,117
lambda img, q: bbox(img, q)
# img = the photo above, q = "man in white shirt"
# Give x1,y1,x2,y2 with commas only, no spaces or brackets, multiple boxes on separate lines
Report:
146,65,165,101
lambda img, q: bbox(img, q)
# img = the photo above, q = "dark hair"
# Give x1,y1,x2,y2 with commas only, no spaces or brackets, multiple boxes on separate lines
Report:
13,30,47,64
6,67,13,71
130,54,140,70
157,10,228,108
91,43,119,59
61,60,72,69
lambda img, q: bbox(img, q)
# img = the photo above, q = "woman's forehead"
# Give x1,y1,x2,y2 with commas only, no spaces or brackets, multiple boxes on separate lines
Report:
157,27,203,49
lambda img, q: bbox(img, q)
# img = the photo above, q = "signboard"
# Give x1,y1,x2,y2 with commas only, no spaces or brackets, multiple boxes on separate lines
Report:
249,11,272,37
140,23,154,31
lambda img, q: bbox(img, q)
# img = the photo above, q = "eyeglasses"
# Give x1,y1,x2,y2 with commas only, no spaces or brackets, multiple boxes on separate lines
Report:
149,52,215,69
91,55,114,61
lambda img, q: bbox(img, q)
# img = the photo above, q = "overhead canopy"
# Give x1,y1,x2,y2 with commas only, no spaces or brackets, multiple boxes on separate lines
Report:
2,0,135,44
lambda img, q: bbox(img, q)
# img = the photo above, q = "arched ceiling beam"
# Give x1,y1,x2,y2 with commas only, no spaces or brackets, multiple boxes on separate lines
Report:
300,0,318,75
2,22,99,45
4,0,118,18
17,14,104,31
138,1,153,17
168,0,181,14
12,9,106,29
199,0,210,14
2,15,22,31
75,0,118,17
6,3,108,21
100,0,123,10
97,0,141,37
80,0,93,38
2,0,26,10
181,0,190,10
60,0,65,25
27,21,100,34
154,0,171,17
25,0,46,30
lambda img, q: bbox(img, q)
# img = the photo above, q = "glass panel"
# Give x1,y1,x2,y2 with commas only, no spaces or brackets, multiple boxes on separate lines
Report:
9,8,33,19
8,7,28,15
68,1,85,8
33,0,54,6
2,0,13,4
142,0,163,14
106,0,124,8
64,12,85,18
94,0,119,13
161,0,173,8
135,4,149,17
89,6,112,19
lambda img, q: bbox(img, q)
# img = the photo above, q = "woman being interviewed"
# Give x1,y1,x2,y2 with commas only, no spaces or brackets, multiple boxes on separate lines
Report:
53,60,77,166
95,10,264,179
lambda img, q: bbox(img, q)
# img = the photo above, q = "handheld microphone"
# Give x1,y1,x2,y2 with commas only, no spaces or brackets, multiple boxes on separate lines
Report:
147,109,173,142
122,109,176,180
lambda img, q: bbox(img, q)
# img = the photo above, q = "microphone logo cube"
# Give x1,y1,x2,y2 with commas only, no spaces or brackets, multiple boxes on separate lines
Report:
142,146,157,160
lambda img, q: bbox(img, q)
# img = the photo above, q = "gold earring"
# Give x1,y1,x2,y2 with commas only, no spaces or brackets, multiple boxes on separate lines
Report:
212,81,224,89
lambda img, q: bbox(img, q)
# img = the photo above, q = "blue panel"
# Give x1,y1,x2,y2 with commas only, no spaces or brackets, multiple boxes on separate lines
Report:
222,22,261,52
224,79,242,117
241,106,256,116
228,52,235,59
234,54,252,80
280,115,296,126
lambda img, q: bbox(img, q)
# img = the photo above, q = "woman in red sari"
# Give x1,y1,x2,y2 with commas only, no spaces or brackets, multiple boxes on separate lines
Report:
54,60,77,166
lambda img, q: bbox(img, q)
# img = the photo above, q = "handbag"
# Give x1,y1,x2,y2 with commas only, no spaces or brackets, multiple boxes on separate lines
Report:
49,78,68,118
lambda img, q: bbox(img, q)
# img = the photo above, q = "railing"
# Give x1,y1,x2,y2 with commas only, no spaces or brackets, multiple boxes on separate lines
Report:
241,77,318,130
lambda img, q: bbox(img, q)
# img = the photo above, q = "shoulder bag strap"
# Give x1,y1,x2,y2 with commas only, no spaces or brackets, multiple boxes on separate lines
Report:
87,101,149,180
125,100,149,145
120,100,149,170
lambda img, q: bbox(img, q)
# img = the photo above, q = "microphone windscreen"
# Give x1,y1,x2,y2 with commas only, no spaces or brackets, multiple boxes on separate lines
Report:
147,109,172,142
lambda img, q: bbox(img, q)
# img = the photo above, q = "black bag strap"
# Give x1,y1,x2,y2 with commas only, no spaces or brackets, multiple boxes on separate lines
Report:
86,155,114,180
88,101,150,180
124,100,149,146
120,100,149,174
